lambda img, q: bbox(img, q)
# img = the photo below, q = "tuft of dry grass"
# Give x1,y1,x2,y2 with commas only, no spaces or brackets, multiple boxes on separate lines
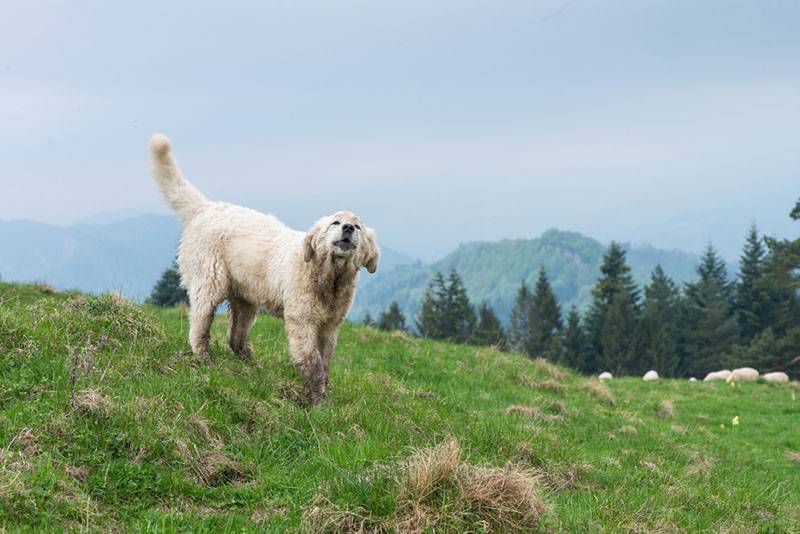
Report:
583,379,615,405
107,291,128,306
686,450,714,477
786,451,800,463
516,375,566,393
174,440,247,486
0,450,30,498
658,400,675,418
35,283,58,294
619,425,638,435
10,427,38,456
455,463,548,531
542,463,592,492
175,440,247,487
531,358,567,380
640,460,658,472
66,464,89,482
304,497,388,534
196,451,245,487
398,437,461,504
504,405,561,423
73,388,113,415
190,415,224,449
390,437,548,533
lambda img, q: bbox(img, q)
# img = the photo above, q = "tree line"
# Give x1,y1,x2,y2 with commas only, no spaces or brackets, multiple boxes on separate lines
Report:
368,200,800,378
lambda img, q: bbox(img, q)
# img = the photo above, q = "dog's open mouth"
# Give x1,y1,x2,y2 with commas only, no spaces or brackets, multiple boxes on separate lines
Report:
334,239,355,252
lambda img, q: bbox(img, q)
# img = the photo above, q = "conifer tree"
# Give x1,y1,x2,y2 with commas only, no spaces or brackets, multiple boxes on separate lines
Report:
682,244,739,376
600,288,639,375
736,224,769,342
529,267,563,360
585,243,640,374
416,272,448,339
561,305,587,371
416,270,476,343
377,302,407,332
444,270,477,343
638,266,681,377
697,243,734,303
750,199,800,376
473,303,506,349
362,312,375,327
508,281,533,354
147,263,188,307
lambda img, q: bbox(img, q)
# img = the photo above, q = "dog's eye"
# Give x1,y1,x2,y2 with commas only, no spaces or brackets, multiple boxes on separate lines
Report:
331,221,340,226
355,224,361,230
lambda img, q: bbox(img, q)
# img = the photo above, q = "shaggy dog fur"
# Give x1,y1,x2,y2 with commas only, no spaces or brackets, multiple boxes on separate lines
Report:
148,134,379,405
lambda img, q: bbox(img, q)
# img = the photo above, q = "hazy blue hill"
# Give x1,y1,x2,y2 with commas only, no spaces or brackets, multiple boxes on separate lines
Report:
351,229,717,326
0,214,415,302
0,215,181,299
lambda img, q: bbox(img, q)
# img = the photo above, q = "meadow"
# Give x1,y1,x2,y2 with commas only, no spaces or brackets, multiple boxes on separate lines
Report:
0,282,798,532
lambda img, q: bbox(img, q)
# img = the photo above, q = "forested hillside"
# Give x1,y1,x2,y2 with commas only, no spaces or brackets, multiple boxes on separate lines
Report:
352,229,710,323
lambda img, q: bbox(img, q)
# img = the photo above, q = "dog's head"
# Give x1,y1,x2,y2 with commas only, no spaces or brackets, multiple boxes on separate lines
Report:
303,211,379,273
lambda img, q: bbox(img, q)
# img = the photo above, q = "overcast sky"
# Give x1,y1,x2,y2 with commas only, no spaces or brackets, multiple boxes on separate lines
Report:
1,0,798,261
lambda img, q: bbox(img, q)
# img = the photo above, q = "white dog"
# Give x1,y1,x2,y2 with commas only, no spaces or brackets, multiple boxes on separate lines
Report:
148,134,379,405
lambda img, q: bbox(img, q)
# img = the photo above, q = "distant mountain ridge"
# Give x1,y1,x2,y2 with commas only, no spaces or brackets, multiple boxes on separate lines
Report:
0,214,414,301
0,217,730,325
0,215,182,300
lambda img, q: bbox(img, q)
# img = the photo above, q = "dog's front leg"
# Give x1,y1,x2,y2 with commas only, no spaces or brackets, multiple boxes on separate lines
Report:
317,328,338,389
285,320,327,406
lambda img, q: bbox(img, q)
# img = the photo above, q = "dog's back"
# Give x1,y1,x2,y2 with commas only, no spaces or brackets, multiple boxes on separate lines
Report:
179,202,302,311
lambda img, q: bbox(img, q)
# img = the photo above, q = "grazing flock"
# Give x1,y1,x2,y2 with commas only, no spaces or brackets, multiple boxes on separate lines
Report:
597,368,791,383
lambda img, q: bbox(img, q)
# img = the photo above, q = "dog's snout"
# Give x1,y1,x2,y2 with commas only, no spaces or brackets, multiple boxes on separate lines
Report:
342,223,355,235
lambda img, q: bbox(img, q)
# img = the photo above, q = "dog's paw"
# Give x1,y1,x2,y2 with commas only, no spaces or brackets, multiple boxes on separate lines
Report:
307,388,328,408
195,350,213,366
237,347,256,364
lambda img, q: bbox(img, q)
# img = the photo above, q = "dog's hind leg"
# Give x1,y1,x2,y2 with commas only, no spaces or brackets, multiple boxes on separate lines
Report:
285,319,326,406
228,297,257,362
188,290,221,364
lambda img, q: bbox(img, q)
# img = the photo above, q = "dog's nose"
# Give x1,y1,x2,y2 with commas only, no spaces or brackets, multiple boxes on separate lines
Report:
342,224,355,234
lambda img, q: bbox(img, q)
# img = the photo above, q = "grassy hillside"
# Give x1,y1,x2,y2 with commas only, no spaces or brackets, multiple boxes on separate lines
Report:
1,282,798,532
352,229,717,324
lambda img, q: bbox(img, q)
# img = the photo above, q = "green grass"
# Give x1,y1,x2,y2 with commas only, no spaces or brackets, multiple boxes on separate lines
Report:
1,282,798,532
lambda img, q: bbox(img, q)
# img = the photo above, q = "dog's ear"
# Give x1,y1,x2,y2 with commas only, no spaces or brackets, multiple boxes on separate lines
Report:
304,227,319,263
360,227,380,274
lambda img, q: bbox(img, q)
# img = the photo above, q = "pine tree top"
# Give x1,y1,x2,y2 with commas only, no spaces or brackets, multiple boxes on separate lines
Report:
645,264,679,302
738,224,765,281
590,242,640,306
697,243,729,286
565,304,581,325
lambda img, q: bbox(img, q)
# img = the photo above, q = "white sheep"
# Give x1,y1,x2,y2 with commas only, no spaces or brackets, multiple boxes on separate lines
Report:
643,370,659,381
598,372,613,380
761,371,789,383
730,367,759,382
703,370,731,382
689,377,698,382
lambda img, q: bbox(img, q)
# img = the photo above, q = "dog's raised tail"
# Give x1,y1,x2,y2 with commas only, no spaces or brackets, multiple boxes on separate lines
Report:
148,134,208,225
